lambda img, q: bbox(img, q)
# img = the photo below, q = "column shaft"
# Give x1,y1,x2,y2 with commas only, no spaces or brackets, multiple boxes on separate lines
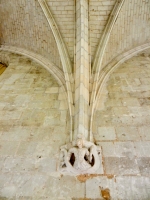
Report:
74,0,89,139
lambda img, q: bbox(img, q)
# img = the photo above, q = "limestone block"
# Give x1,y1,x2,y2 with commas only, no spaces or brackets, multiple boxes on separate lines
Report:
134,142,150,157
3,157,36,173
14,95,32,107
122,97,140,106
97,142,115,157
116,176,150,200
16,141,38,157
114,142,136,158
96,126,116,140
138,126,150,140
104,157,140,175
59,100,68,110
0,110,22,120
86,176,117,199
115,126,140,140
42,176,85,199
28,127,54,142
60,110,68,122
0,141,19,156
44,116,61,127
0,173,12,191
112,106,130,116
137,157,150,176
0,185,17,198
45,87,59,93
0,126,31,141
35,157,57,174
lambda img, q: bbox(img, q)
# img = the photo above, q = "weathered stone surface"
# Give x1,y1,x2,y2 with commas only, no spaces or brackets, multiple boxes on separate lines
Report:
116,126,141,140
105,157,140,175
42,176,85,199
97,127,116,140
137,157,150,176
98,141,136,159
116,176,150,200
134,142,150,157
0,13,150,199
92,55,150,199
0,53,72,199
86,176,117,199
86,176,150,200
0,0,62,69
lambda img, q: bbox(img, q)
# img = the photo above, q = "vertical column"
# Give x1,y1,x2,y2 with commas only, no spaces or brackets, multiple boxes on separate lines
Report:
74,0,89,140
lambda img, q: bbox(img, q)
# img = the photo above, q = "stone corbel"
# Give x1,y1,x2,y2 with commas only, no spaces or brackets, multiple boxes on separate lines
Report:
58,134,102,175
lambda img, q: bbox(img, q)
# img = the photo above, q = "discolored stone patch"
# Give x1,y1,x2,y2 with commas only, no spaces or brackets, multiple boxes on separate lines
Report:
0,63,7,75
137,157,150,175
100,188,110,200
77,174,100,182
104,157,140,175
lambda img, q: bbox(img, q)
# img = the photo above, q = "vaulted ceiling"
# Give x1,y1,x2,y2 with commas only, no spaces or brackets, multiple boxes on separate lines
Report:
0,0,150,73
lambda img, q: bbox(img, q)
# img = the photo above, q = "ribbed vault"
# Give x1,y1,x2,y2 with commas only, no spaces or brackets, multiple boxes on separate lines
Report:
102,0,150,69
0,0,150,139
0,0,62,69
0,0,150,197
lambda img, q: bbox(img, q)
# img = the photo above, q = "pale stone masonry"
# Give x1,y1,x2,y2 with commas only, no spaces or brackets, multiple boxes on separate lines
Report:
47,0,75,63
74,0,89,139
0,0,150,199
0,0,62,69
102,0,150,68
89,0,116,63
0,49,150,200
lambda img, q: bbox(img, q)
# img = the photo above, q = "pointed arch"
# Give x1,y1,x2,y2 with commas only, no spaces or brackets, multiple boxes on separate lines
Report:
0,45,75,141
38,0,74,140
0,45,66,88
90,0,125,109
88,0,125,141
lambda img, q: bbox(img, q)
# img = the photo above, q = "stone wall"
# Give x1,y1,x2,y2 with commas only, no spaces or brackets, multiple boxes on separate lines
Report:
102,0,150,68
0,53,150,199
47,0,75,63
89,0,116,63
92,54,150,199
94,53,150,142
0,0,62,69
0,53,74,199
